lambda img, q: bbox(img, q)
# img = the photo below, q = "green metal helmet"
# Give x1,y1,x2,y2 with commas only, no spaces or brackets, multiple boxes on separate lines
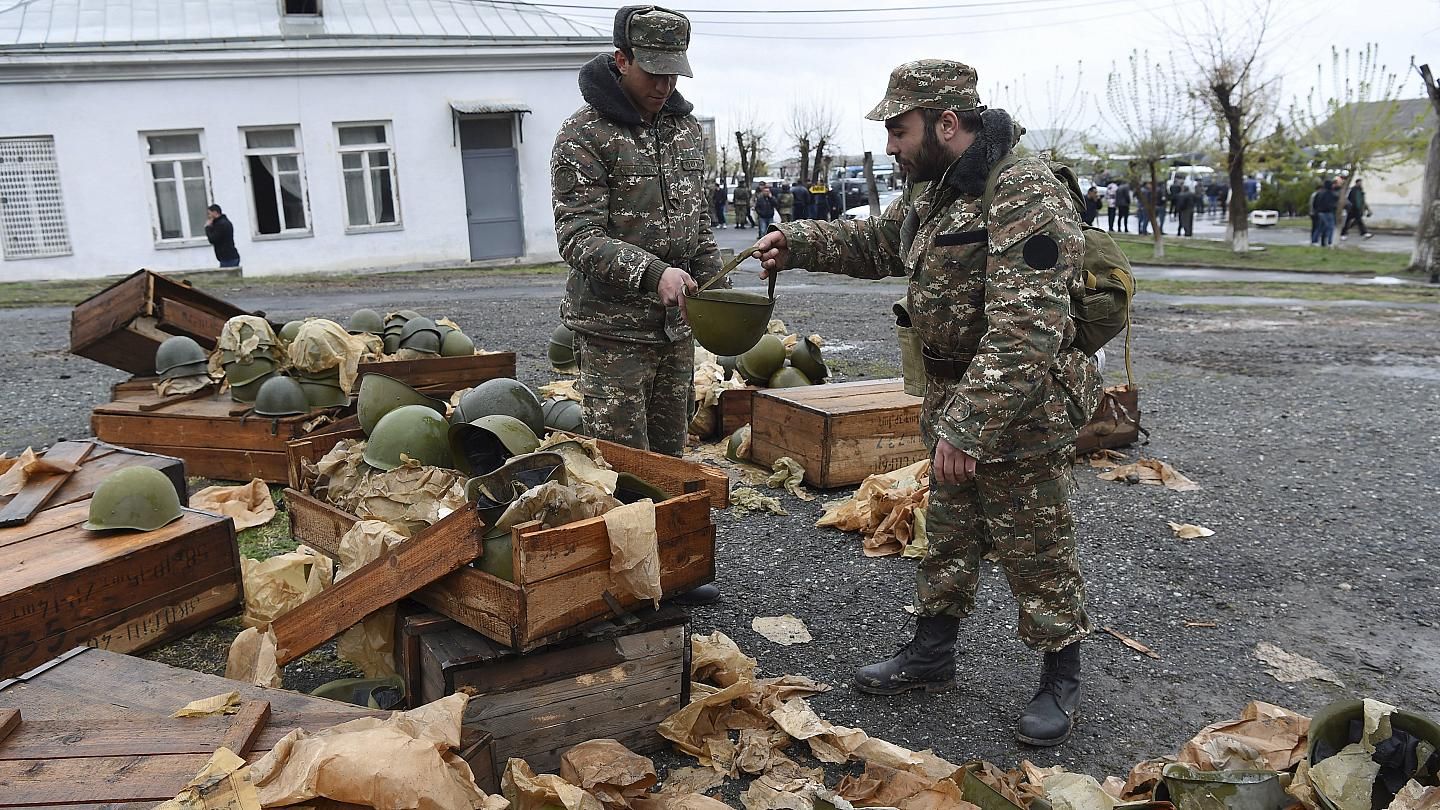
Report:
615,472,669,505
685,287,777,356
1306,700,1440,810
155,336,208,378
229,370,276,402
717,354,738,380
384,309,420,332
297,379,350,408
726,425,750,462
542,398,582,433
738,334,785,384
464,451,566,528
769,366,813,389
382,333,401,354
278,320,304,343
548,325,578,371
83,466,184,532
788,336,828,382
357,373,447,436
363,404,453,471
453,379,543,436
440,330,475,357
449,414,540,475
347,308,385,335
399,317,442,354
225,356,278,387
254,375,310,417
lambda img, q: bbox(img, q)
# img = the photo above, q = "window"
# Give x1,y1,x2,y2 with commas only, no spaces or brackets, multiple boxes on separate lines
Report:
143,131,211,244
283,0,320,14
336,122,400,230
242,127,309,236
0,136,72,259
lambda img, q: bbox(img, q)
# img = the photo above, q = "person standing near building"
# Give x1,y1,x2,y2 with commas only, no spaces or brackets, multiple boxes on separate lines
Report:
1308,181,1324,245
1105,182,1118,231
1341,178,1373,240
1313,179,1339,247
1115,181,1131,233
753,182,778,234
790,180,811,222
204,205,240,268
712,180,727,228
732,181,753,228
1174,184,1195,237
1136,181,1153,236
1083,186,1101,226
751,59,1101,748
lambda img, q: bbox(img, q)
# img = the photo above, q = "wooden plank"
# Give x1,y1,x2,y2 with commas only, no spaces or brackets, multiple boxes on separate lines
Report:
484,693,679,775
357,352,516,390
0,709,17,745
0,715,231,760
0,500,92,550
2,442,186,511
69,271,148,357
156,296,232,341
271,506,486,666
97,442,288,484
284,489,357,558
90,406,308,451
0,442,92,528
219,700,270,757
0,752,214,804
412,568,523,650
513,493,711,585
719,386,758,436
591,437,729,510
472,662,682,739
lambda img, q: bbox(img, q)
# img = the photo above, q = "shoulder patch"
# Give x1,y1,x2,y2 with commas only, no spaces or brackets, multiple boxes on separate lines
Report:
1022,234,1060,270
554,166,579,195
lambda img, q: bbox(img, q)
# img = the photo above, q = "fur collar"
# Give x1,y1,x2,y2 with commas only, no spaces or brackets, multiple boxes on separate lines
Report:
578,54,694,127
942,108,1015,198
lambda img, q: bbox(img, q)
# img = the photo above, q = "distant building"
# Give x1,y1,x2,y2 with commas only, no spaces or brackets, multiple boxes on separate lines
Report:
0,0,608,282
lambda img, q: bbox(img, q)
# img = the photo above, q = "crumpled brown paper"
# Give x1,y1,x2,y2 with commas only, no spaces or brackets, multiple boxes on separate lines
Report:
1120,758,1171,801
190,478,276,530
154,374,213,396
352,465,467,537
1254,643,1345,687
656,766,728,797
1043,772,1119,810
1097,458,1200,491
752,616,812,646
335,520,409,678
0,446,82,497
240,545,333,628
817,459,930,557
503,757,604,810
290,318,371,393
1389,781,1440,810
498,480,622,534
215,315,282,366
769,697,868,764
836,761,937,807
767,457,814,501
312,438,373,512
1167,522,1215,539
541,437,620,494
560,739,659,808
692,631,758,687
250,693,498,810
154,747,260,810
1177,701,1311,772
634,794,733,810
173,691,241,717
226,626,281,688
730,488,787,516
604,500,663,607
740,761,854,810
541,379,582,401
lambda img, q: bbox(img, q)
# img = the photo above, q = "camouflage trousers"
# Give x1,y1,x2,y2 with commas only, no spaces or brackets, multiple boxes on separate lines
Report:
918,433,1091,651
574,332,692,457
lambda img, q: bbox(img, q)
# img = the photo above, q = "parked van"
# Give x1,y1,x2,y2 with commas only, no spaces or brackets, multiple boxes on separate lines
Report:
1168,166,1216,188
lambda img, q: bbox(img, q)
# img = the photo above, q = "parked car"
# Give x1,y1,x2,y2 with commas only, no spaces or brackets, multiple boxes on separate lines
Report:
842,189,903,220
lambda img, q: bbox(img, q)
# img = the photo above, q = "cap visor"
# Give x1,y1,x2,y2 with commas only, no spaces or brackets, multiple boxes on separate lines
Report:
634,47,693,78
865,98,918,122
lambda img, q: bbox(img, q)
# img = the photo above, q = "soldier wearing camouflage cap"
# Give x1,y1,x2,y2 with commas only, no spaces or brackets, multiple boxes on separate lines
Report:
551,5,724,604
752,60,1102,746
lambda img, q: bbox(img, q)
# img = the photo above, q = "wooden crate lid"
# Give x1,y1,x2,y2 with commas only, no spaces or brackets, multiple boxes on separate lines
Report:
0,440,184,512
754,378,918,415
416,603,690,670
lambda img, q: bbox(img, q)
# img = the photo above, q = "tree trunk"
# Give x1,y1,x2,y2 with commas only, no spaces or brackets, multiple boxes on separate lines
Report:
1226,111,1249,254
812,137,829,185
735,131,751,187
1144,162,1164,259
864,151,881,217
1413,131,1440,280
797,136,811,190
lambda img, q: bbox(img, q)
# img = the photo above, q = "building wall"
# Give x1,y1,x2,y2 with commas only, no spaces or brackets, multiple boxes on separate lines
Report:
1362,160,1425,229
0,64,592,281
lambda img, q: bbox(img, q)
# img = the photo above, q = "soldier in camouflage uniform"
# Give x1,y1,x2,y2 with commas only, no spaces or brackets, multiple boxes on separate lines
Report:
753,60,1102,746
551,5,722,603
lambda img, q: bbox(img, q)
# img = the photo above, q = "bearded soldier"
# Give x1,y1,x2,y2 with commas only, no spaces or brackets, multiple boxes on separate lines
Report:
753,60,1102,746
551,5,722,604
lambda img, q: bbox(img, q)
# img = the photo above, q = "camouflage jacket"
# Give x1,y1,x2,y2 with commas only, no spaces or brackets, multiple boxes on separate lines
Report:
775,109,1100,462
552,54,723,345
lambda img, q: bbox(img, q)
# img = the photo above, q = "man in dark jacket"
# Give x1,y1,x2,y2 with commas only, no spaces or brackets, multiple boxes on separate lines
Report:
204,205,240,268
1174,186,1195,236
790,181,811,222
1114,182,1131,233
1313,180,1339,247
1341,179,1373,240
753,183,778,233
712,181,727,228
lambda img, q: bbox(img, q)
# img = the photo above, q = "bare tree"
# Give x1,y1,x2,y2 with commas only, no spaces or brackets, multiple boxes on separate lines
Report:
998,63,1091,163
1412,62,1440,282
1179,0,1279,253
784,98,839,185
717,143,731,187
1102,51,1201,259
1291,44,1419,219
734,108,772,188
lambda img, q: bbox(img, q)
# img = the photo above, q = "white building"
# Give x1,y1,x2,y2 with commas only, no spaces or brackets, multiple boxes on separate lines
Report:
0,0,609,282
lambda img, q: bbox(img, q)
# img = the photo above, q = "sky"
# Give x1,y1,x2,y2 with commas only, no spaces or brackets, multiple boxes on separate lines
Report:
535,0,1440,168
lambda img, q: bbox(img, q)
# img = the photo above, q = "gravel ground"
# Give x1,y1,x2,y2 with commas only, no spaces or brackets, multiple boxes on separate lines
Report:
3,269,1438,788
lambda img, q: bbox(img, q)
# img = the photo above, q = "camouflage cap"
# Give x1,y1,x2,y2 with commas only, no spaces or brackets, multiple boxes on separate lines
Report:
614,5,693,78
866,59,984,121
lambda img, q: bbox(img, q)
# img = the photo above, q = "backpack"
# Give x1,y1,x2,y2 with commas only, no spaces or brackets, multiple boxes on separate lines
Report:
980,156,1134,357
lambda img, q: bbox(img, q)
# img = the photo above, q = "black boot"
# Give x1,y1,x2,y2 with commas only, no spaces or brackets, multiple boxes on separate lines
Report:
1016,642,1082,746
853,615,959,695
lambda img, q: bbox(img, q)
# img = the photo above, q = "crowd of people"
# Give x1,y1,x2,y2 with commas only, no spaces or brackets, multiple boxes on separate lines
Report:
712,179,848,235
1084,174,1251,238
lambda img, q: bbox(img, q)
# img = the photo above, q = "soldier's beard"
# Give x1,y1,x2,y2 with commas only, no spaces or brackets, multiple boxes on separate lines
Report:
904,127,955,183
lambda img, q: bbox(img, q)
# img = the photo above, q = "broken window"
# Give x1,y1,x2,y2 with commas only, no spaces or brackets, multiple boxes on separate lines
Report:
142,131,210,244
242,127,310,237
337,122,400,230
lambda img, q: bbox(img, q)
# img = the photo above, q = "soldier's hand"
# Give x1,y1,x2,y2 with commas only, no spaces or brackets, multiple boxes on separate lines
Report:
932,439,976,486
753,230,790,279
658,267,697,317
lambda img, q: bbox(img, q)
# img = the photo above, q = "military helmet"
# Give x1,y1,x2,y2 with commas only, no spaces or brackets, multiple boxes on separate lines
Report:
363,404,453,471
357,373,447,436
297,379,350,409
155,336,208,378
1305,700,1440,810
738,334,785,384
253,375,310,417
225,356,278,387
769,366,812,388
399,317,443,355
449,414,540,475
347,308,385,335
788,336,828,382
382,333,401,354
548,325,579,371
453,379,544,436
615,472,669,505
440,330,475,357
464,451,566,526
686,288,776,357
542,398,583,433
278,320,304,343
229,372,275,403
83,466,184,532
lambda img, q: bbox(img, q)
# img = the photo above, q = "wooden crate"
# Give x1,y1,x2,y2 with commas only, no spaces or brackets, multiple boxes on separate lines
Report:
719,386,760,437
0,647,495,805
91,386,336,483
0,439,185,515
358,352,518,398
750,378,926,488
285,431,725,651
407,605,688,779
69,269,259,376
0,503,241,680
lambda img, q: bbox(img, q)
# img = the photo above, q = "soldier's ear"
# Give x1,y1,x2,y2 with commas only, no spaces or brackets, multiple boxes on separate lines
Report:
615,49,631,73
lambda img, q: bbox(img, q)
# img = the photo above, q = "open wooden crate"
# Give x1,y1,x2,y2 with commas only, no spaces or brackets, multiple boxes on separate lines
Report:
357,352,517,398
285,428,727,651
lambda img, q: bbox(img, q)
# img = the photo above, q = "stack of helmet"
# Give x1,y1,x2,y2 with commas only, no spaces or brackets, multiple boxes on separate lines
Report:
155,336,210,382
222,321,281,403
286,319,353,408
379,310,475,357
436,321,477,357
549,324,580,373
253,375,311,418
382,310,421,354
542,397,582,433
398,317,443,356
356,373,452,470
346,308,384,337
278,320,305,345
721,333,827,390
294,365,348,408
